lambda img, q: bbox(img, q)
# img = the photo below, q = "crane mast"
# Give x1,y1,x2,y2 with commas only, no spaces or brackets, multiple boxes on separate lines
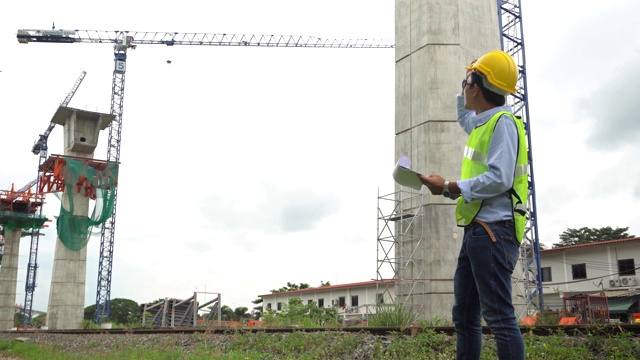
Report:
94,36,129,323
497,0,543,316
21,70,87,326
16,28,393,324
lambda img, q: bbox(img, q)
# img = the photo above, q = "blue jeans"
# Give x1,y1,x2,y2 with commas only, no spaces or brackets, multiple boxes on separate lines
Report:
452,220,525,360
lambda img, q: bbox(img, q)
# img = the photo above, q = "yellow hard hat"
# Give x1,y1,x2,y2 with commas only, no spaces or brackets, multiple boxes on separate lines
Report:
466,50,517,95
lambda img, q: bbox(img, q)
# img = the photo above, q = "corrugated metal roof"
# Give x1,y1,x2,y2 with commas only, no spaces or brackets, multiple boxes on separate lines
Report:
541,237,640,252
602,288,640,298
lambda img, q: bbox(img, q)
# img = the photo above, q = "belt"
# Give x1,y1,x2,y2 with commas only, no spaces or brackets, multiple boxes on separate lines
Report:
471,219,513,243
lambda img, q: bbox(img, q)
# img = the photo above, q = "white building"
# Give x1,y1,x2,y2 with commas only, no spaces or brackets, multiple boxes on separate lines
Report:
540,237,640,321
259,237,640,324
259,280,394,322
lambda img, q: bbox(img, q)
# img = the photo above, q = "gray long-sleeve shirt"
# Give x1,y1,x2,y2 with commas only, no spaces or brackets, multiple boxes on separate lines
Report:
455,95,518,222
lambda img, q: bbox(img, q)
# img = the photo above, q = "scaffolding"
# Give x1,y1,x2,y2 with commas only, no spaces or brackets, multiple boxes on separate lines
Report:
376,188,426,318
0,185,47,230
0,185,48,242
141,292,221,328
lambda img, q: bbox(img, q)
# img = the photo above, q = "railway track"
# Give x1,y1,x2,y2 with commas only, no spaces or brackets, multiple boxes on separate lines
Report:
4,324,640,337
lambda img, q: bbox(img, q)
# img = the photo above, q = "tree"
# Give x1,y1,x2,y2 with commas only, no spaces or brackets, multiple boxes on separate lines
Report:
251,298,263,319
220,305,235,321
270,282,311,293
84,298,141,325
13,312,22,328
84,304,96,321
234,306,249,321
553,226,634,248
32,313,46,328
218,305,250,321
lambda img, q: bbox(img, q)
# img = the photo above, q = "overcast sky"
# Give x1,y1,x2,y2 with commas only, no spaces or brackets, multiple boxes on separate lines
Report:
0,0,638,313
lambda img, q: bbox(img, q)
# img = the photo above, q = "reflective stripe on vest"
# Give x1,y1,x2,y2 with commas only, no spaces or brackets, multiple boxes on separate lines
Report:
455,111,529,243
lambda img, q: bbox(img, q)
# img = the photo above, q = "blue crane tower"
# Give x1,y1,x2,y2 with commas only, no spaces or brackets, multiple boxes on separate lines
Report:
15,28,394,324
498,0,543,315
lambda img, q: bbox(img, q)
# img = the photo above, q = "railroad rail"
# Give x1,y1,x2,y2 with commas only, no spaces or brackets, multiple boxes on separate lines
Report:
3,325,640,337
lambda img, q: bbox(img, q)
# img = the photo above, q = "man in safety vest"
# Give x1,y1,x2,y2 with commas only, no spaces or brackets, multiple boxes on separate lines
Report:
419,50,527,360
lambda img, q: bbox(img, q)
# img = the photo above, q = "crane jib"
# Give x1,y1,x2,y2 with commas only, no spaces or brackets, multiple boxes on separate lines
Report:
16,29,395,48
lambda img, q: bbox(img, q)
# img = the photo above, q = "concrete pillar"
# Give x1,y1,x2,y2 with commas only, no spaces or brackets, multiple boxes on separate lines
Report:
395,0,501,320
0,228,22,329
46,107,113,329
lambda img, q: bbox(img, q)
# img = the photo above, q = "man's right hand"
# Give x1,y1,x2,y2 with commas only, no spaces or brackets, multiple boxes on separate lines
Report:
417,174,445,195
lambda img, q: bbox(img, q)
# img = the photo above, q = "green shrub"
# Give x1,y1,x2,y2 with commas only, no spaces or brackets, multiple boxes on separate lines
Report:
367,303,418,328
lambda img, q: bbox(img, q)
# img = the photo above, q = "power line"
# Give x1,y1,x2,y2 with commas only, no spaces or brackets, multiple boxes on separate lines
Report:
541,266,640,287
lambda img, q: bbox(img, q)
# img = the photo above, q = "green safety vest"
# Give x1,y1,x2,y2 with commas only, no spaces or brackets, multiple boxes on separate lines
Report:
456,111,528,243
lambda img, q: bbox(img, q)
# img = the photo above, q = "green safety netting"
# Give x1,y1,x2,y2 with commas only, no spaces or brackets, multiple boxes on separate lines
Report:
56,157,118,251
0,212,49,233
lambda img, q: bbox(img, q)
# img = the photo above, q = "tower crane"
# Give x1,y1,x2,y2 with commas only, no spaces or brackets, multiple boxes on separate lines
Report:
16,7,543,323
16,28,394,324
19,70,87,326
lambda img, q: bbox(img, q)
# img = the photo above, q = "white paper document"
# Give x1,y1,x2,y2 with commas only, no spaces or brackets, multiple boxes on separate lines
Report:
392,156,422,190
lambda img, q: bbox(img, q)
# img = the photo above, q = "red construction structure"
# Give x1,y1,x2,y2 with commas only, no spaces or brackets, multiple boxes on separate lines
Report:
0,184,47,232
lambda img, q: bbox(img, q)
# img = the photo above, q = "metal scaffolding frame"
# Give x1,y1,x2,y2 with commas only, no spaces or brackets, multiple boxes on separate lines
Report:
141,292,221,328
498,0,543,318
376,188,426,318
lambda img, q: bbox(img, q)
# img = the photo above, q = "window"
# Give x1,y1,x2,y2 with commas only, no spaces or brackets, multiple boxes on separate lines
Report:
541,267,552,282
277,302,282,311
351,295,359,307
572,263,587,279
266,303,272,310
307,299,313,305
318,298,324,307
619,259,636,276
338,296,346,307
377,293,384,304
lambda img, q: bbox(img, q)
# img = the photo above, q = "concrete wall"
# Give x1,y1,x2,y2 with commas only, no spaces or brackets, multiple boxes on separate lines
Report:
0,229,22,329
46,193,90,329
395,0,501,320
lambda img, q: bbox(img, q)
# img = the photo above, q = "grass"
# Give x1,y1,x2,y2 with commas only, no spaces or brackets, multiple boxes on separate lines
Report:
0,327,639,359
367,303,419,328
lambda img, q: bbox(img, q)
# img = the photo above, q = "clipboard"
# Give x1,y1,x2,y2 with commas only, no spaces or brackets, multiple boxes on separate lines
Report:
392,156,422,190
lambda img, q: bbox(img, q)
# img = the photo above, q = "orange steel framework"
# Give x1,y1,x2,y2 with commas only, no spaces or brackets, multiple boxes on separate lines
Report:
0,184,44,215
0,184,48,241
37,154,114,200
1,153,113,233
